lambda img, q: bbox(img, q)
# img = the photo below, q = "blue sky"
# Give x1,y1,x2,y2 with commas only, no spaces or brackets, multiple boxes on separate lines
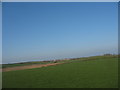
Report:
3,2,118,64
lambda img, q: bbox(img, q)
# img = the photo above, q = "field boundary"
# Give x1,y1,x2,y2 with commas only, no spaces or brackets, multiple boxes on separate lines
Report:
1,63,63,72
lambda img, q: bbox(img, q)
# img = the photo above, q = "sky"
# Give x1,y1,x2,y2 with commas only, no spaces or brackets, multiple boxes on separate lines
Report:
2,2,118,64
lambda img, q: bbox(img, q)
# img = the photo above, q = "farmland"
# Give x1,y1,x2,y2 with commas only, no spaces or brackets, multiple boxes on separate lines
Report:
2,55,118,88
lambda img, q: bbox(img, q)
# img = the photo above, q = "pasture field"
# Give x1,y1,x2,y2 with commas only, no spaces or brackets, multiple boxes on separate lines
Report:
2,56,118,88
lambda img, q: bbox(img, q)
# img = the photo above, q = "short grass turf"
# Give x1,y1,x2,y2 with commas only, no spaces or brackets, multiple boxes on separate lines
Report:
2,57,118,88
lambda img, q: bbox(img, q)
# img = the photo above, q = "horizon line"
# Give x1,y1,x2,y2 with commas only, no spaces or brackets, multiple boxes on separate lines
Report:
2,53,118,64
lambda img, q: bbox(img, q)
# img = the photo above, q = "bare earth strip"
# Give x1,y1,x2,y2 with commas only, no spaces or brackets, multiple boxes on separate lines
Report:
1,63,63,72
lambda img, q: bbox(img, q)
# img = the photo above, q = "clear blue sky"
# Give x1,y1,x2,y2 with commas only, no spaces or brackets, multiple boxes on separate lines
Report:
3,2,118,64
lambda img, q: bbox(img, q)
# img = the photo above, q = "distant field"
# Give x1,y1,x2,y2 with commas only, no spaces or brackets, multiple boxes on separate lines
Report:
2,55,117,68
2,61,53,68
2,56,118,88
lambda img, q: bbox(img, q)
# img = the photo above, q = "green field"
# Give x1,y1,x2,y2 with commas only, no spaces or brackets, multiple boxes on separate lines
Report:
2,56,118,88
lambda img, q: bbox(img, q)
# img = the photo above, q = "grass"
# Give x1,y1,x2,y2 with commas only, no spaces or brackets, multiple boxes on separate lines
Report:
2,56,118,88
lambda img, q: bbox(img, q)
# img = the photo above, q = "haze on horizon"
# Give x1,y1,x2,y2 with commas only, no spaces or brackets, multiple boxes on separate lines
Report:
3,2,118,64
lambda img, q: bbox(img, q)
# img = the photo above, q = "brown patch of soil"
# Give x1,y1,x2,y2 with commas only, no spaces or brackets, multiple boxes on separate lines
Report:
2,63,63,72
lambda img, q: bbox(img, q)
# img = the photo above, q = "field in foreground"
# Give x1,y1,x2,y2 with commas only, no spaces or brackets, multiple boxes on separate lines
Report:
2,56,118,88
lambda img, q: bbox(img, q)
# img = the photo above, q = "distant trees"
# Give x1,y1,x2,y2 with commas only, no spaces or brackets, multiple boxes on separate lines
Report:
54,61,57,63
103,54,113,56
103,53,118,58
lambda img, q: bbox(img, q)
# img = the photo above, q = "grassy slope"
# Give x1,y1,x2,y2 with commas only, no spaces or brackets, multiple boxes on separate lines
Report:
2,57,118,88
